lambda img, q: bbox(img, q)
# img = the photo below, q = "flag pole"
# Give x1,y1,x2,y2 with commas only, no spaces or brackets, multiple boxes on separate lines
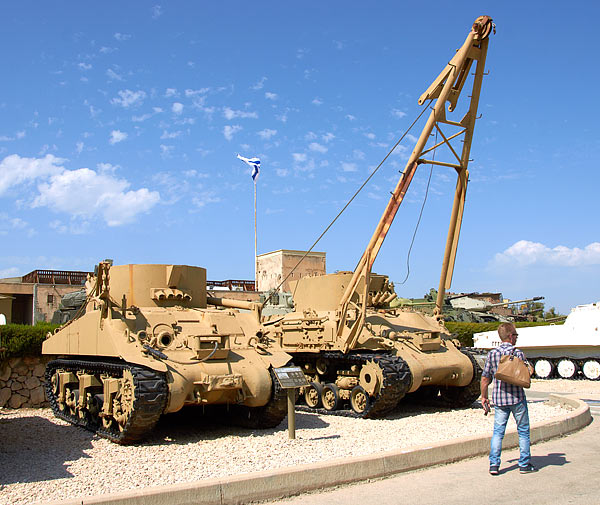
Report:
254,177,257,288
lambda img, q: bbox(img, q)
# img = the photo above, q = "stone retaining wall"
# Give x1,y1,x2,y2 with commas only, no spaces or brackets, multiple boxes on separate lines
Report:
0,355,52,408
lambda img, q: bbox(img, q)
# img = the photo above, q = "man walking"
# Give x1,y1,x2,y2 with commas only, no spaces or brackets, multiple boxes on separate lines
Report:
480,322,536,475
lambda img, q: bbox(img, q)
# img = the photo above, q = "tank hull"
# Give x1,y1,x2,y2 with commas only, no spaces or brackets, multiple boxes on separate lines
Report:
42,264,292,443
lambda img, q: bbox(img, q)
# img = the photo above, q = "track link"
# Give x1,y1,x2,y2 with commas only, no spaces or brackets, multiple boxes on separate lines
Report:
295,351,412,419
45,359,168,444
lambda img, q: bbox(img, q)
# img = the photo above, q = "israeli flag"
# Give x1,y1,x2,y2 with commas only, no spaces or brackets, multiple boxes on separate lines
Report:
237,154,260,181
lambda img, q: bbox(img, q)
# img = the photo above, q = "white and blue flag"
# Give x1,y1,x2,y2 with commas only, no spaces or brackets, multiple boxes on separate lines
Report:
237,154,260,181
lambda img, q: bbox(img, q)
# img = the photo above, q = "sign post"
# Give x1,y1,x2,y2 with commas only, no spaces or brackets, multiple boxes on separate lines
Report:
272,366,309,439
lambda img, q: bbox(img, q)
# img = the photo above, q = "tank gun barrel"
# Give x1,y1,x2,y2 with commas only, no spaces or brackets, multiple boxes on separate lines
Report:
471,296,544,312
207,296,262,320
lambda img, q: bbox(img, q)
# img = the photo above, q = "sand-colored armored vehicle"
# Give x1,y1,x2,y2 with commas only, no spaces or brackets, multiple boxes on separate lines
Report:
42,263,291,443
474,301,600,380
260,16,495,416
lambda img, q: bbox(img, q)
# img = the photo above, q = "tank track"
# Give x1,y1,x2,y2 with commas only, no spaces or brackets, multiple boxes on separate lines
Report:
234,368,288,429
295,351,412,419
45,358,168,444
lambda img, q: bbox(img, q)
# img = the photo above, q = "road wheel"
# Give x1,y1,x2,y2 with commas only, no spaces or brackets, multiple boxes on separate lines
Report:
556,359,577,379
321,383,340,411
350,386,370,415
303,382,323,408
534,359,554,379
582,360,600,380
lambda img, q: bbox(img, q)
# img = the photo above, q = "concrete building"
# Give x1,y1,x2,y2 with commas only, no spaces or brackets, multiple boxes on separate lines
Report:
0,270,90,324
256,249,326,292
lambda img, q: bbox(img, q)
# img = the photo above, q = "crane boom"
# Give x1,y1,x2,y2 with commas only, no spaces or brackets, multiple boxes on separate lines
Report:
338,16,494,351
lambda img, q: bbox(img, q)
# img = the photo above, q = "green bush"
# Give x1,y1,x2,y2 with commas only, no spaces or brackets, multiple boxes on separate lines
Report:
446,320,563,347
0,323,59,361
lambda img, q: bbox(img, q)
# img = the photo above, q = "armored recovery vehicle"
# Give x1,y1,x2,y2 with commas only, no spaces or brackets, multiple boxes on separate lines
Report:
42,263,291,443
260,16,495,416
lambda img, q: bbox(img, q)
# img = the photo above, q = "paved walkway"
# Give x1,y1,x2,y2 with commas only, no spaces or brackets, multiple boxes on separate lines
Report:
265,391,600,505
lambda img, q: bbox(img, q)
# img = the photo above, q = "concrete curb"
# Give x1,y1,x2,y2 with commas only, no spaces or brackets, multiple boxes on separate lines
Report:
42,396,592,505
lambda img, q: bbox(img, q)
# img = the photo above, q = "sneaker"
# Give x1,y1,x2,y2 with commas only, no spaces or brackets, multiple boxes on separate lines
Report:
489,465,499,475
519,464,537,474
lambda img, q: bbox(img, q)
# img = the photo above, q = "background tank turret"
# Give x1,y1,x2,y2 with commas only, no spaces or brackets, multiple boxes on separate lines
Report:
43,262,291,443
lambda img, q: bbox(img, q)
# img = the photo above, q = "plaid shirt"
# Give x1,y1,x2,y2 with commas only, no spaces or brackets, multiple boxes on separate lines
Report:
482,343,528,406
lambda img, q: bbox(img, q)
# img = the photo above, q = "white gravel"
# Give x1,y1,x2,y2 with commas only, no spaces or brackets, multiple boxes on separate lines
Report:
0,386,580,505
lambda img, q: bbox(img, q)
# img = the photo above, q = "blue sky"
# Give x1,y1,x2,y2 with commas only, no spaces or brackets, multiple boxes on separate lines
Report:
0,2,598,314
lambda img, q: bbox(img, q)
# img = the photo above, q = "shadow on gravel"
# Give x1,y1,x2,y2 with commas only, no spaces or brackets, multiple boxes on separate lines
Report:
143,406,329,446
0,414,94,485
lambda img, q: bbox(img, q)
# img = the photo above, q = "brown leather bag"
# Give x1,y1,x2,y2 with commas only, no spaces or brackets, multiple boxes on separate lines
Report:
495,351,532,388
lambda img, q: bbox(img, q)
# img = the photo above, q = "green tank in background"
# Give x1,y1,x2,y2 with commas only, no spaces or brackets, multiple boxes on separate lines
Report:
260,290,295,318
50,289,87,325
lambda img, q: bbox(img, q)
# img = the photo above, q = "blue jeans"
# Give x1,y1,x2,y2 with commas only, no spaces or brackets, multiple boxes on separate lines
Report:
489,400,531,468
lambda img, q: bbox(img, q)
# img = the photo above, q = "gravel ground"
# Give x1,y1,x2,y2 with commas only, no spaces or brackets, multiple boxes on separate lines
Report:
0,385,578,505
529,378,600,395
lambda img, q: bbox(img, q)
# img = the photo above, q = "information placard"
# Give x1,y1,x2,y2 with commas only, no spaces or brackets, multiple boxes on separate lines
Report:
273,366,309,389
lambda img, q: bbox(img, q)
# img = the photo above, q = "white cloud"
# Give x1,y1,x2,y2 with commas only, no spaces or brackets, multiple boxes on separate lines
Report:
132,113,152,122
0,154,65,195
322,132,335,143
493,240,600,267
341,162,357,172
223,107,257,120
99,46,116,54
114,33,131,41
106,68,123,81
111,89,147,108
364,132,376,140
165,88,178,97
258,129,277,140
292,153,307,162
346,114,356,121
312,98,323,106
223,125,241,141
309,142,327,153
33,167,159,226
0,266,20,277
160,145,174,157
185,88,209,97
160,130,182,139
353,149,365,160
109,130,128,144
76,141,84,154
172,102,183,114
152,5,163,18
265,92,278,100
78,62,92,71
392,108,407,118
276,168,289,177
252,77,267,90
